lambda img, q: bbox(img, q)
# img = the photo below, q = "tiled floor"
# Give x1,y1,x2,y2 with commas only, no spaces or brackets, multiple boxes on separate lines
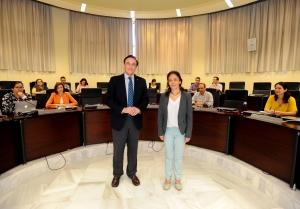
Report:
0,142,299,209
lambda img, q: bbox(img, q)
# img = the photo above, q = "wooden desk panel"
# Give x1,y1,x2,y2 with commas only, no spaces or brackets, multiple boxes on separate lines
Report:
233,116,297,183
0,120,22,174
85,109,112,144
190,111,229,153
23,112,82,161
140,108,159,141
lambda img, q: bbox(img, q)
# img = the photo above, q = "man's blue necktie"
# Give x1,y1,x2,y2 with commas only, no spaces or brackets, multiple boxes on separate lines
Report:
128,77,134,107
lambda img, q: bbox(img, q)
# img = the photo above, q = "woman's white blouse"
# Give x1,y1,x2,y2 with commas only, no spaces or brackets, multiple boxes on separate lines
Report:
167,95,181,128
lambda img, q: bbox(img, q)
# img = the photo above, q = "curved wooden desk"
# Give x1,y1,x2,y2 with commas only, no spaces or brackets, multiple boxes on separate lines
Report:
1,107,299,190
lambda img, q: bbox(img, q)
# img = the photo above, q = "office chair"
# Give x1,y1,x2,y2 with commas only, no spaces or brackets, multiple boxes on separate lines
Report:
75,82,79,90
46,89,55,99
0,89,11,112
285,82,300,90
97,82,109,93
81,88,102,105
206,88,217,107
0,81,21,90
223,89,248,109
229,82,245,89
252,82,271,95
219,82,225,93
148,83,161,92
147,89,157,105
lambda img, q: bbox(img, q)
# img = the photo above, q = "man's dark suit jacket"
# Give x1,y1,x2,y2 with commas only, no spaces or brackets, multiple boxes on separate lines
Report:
106,74,149,131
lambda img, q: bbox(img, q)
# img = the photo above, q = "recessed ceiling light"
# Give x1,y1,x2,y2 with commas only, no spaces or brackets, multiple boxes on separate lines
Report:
131,11,135,18
225,0,234,8
81,3,86,12
176,9,181,17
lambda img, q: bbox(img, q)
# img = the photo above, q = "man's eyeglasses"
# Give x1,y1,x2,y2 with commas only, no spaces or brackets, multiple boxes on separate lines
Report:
15,86,24,89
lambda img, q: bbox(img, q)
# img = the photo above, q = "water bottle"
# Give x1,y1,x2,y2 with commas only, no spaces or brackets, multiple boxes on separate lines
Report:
243,102,247,111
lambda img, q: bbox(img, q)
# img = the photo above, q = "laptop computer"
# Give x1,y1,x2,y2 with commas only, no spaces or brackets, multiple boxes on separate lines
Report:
14,100,37,114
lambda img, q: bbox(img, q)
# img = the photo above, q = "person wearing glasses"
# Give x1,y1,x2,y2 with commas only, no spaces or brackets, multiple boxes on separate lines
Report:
264,82,297,116
1,81,32,114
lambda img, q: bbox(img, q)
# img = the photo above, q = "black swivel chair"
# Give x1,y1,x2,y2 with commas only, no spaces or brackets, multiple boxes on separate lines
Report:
46,89,55,99
219,82,225,93
147,89,157,105
223,89,248,109
285,82,300,90
81,88,102,105
148,83,161,92
289,90,300,117
252,82,271,95
97,82,109,93
206,88,218,107
229,82,245,90
0,81,21,90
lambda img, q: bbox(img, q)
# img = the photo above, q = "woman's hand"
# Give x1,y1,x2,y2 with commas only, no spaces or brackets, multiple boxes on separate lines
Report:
185,138,190,143
159,136,165,141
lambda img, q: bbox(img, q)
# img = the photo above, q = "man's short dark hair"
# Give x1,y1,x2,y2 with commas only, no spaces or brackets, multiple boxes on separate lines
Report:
124,55,139,66
213,76,219,81
60,76,66,80
199,83,206,88
195,77,200,80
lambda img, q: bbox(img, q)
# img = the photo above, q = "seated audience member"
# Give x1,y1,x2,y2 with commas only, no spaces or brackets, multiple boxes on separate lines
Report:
1,81,32,114
60,76,71,92
192,83,214,107
188,77,201,92
209,76,223,92
32,79,48,96
149,79,160,92
264,82,297,116
46,83,78,109
76,78,89,93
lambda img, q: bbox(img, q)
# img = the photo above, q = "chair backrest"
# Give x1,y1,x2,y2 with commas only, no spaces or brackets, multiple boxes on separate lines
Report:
252,90,271,95
223,100,245,109
219,82,225,93
147,88,157,104
285,82,300,90
97,82,109,92
225,89,248,101
81,88,102,105
290,90,300,104
206,88,218,107
0,81,21,90
46,89,55,99
148,83,161,92
253,82,271,90
75,82,79,90
56,82,71,90
0,89,12,112
229,82,245,89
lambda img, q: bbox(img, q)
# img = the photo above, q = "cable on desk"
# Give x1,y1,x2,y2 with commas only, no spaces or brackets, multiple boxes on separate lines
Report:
148,141,164,152
45,152,66,170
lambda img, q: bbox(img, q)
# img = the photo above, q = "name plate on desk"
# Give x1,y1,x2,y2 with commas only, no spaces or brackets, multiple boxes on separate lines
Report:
193,107,218,112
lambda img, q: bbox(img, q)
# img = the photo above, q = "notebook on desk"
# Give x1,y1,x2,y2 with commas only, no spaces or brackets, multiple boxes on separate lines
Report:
14,100,37,114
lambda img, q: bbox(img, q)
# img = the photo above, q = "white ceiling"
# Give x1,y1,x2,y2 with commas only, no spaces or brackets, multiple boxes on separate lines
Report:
37,0,258,18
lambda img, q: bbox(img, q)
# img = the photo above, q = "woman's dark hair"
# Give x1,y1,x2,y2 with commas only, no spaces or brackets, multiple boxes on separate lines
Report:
274,82,290,103
80,78,88,86
11,81,23,89
165,71,185,97
151,79,156,83
54,83,65,94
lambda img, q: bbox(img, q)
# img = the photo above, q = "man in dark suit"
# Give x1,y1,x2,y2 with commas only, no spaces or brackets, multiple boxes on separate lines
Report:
106,55,149,187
